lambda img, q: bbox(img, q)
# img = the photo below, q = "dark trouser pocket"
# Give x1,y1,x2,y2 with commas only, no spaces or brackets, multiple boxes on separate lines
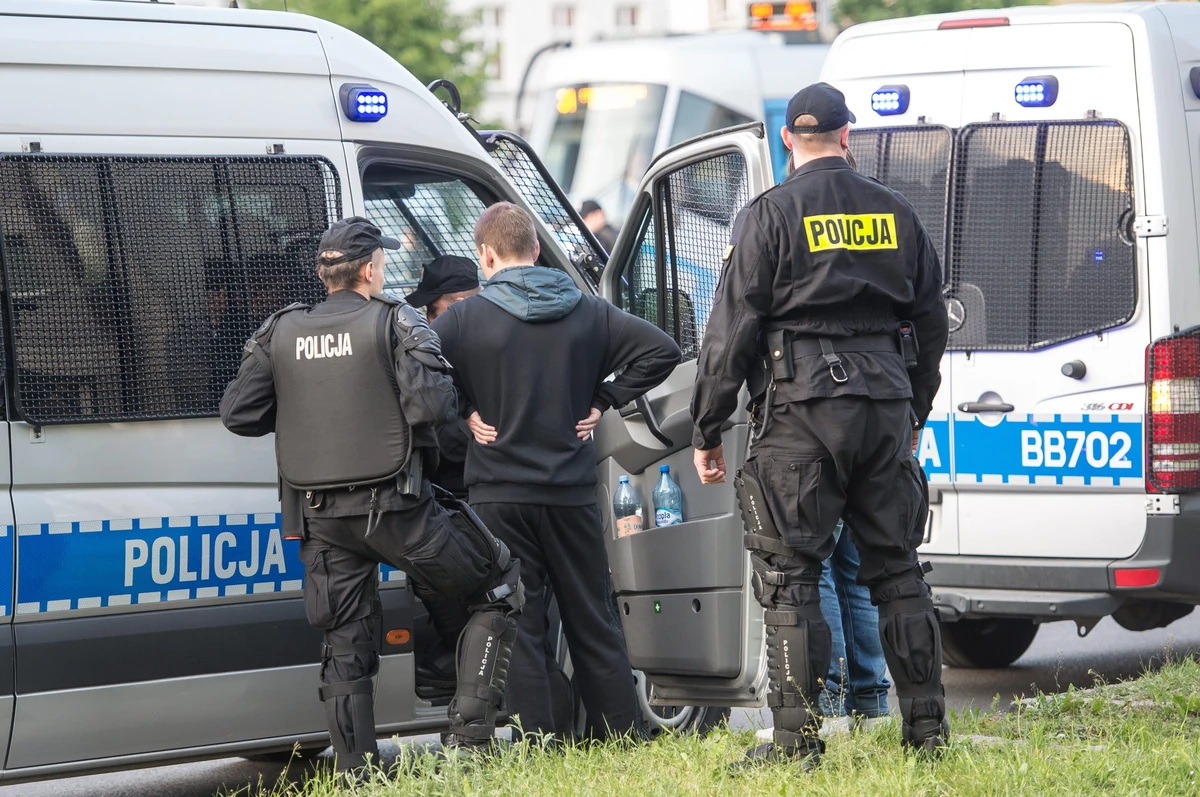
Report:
761,455,825,550
896,456,929,551
300,546,338,630
881,607,938,687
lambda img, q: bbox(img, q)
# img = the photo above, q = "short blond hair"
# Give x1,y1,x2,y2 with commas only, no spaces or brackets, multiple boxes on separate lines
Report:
474,202,538,261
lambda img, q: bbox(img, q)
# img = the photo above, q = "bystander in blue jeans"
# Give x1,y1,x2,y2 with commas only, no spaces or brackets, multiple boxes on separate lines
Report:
819,520,890,720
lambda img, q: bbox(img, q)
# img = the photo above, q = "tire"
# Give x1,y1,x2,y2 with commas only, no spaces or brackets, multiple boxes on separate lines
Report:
940,618,1039,669
632,670,730,737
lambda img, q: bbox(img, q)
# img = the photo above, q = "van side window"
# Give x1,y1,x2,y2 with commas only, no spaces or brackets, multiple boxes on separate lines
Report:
669,91,754,148
0,155,339,425
949,121,1135,350
361,166,488,294
618,151,749,360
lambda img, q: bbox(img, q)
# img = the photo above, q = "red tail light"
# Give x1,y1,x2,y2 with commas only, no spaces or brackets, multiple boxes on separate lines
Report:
1147,330,1200,493
937,17,1009,30
1113,568,1161,588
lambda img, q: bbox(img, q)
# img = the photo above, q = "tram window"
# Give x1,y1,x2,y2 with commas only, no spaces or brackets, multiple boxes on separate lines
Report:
668,91,754,147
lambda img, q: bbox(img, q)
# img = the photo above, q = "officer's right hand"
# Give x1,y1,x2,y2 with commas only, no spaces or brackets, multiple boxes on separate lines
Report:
468,411,498,445
694,446,726,485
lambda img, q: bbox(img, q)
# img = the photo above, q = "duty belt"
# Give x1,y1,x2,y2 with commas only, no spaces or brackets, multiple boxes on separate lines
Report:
791,334,898,384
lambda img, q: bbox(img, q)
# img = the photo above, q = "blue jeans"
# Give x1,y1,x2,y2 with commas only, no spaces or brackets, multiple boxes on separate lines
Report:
818,523,890,718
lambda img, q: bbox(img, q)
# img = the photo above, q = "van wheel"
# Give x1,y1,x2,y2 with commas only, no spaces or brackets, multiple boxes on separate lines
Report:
940,618,1039,668
633,670,730,736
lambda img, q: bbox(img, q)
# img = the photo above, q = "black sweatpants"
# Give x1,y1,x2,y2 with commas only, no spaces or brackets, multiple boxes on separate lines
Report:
472,502,639,739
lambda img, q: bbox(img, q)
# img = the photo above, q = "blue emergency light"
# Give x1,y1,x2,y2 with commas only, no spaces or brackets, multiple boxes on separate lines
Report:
871,85,909,116
1015,76,1058,108
340,84,388,122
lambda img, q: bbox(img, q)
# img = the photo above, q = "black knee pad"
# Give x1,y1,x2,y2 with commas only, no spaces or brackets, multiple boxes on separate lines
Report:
763,605,829,751
444,607,520,747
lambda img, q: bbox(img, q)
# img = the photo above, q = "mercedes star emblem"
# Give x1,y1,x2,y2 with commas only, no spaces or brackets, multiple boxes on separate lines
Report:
946,297,965,333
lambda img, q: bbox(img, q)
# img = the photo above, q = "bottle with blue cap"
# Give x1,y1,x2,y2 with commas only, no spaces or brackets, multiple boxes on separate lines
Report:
652,465,683,526
613,475,644,538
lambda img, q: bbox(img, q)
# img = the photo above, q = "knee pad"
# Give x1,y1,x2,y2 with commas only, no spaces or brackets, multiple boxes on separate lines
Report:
763,605,830,750
445,607,520,747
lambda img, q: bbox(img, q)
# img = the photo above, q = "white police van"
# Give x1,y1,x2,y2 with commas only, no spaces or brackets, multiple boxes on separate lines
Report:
820,3,1200,667
0,0,778,782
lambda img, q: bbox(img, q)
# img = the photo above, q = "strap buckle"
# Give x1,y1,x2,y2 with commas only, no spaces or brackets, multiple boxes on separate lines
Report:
829,363,849,384
818,338,849,384
485,582,514,604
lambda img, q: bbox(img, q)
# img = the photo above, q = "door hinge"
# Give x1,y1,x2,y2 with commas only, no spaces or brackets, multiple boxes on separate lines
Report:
1145,494,1180,515
1135,215,1168,238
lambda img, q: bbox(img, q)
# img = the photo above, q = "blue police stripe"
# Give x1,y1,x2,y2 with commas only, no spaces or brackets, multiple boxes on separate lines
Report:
15,514,403,615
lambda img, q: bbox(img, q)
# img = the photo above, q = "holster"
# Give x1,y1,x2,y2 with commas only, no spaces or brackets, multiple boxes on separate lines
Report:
398,452,424,498
898,320,919,370
766,329,795,383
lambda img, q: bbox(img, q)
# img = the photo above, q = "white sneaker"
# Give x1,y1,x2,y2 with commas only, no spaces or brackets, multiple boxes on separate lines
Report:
858,715,894,733
819,716,853,738
755,727,773,743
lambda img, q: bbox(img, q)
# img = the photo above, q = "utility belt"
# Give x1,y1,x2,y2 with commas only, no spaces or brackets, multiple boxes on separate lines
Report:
748,323,918,442
287,455,424,541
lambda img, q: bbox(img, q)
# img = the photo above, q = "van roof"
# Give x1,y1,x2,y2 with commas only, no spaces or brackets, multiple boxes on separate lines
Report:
836,2,1197,39
0,0,486,157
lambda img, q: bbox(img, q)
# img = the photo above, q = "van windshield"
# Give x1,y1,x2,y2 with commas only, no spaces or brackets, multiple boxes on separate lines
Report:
537,83,667,222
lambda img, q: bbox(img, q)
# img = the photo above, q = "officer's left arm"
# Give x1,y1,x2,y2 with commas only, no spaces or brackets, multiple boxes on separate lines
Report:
219,336,277,437
392,303,458,430
690,206,777,450
903,221,950,428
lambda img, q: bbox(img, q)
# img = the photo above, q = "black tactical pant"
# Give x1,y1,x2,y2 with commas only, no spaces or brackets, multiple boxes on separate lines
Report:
299,483,517,768
473,502,641,740
744,397,945,752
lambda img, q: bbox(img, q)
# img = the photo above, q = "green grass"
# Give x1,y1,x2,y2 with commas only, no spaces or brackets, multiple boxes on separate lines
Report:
243,657,1200,796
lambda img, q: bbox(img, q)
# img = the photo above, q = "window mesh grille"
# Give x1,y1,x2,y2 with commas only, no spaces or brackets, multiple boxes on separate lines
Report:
850,125,952,268
948,121,1135,350
483,131,605,269
0,155,340,424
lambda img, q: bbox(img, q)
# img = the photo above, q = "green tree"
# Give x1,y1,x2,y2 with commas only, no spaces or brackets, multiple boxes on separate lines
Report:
836,0,1046,26
244,0,491,113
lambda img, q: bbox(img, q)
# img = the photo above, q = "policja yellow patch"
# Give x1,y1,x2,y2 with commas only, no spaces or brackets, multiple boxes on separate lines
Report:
804,213,897,252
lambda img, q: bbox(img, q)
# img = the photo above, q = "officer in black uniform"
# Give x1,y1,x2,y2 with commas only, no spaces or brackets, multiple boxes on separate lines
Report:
690,84,950,767
220,218,524,770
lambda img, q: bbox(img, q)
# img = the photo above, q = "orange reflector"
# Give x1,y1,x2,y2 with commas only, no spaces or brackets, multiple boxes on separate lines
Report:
937,17,1009,29
385,628,411,645
751,2,773,19
1113,568,1160,588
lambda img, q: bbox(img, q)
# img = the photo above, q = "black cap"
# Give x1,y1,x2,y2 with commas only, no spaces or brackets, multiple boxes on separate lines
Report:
317,216,400,265
580,199,602,217
785,82,856,134
403,255,480,308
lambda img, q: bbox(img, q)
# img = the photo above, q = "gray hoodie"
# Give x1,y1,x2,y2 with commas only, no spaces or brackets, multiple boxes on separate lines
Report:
479,266,582,322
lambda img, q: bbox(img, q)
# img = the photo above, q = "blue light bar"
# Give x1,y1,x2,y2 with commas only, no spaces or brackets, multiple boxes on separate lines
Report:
871,85,909,116
1014,75,1058,108
340,84,388,122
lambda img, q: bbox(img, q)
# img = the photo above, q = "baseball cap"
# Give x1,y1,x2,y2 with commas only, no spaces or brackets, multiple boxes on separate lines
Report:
317,216,400,265
785,82,856,134
403,255,480,308
580,199,603,217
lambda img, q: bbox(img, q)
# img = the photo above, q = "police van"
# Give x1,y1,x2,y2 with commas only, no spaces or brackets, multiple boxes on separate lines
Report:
0,0,785,782
818,3,1200,668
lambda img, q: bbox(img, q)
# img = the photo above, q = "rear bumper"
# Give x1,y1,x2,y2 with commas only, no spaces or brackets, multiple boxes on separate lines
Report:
926,512,1200,621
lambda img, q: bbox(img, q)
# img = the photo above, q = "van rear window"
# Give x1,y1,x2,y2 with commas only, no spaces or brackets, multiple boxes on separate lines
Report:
849,125,952,268
0,155,340,425
948,121,1135,350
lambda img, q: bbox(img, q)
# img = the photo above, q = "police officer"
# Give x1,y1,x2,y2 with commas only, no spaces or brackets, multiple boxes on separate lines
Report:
219,217,524,770
690,83,950,767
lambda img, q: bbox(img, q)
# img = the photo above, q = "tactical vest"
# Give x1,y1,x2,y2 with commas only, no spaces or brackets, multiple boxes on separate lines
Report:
271,296,411,490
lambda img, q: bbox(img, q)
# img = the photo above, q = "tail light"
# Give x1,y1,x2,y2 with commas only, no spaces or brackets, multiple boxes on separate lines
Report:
937,17,1009,30
1147,330,1200,493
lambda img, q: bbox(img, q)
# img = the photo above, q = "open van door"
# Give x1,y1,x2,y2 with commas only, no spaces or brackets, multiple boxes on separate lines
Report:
594,123,773,707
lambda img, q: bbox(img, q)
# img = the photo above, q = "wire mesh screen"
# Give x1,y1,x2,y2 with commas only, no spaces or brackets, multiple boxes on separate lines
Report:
849,125,952,267
621,213,663,325
0,155,339,424
657,151,748,360
948,121,1135,350
363,176,486,295
483,132,605,268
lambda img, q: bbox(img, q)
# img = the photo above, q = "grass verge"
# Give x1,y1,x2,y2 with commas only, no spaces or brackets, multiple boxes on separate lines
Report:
243,656,1200,796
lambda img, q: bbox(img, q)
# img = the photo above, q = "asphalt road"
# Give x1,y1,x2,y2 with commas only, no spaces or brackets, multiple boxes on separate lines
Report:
6,611,1200,796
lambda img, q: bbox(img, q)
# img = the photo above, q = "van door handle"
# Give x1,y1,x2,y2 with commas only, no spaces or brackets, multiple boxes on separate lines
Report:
957,402,1015,414
620,396,673,446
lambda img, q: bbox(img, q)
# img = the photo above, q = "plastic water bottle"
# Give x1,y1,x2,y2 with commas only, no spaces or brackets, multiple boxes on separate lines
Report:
653,465,683,526
613,476,644,538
